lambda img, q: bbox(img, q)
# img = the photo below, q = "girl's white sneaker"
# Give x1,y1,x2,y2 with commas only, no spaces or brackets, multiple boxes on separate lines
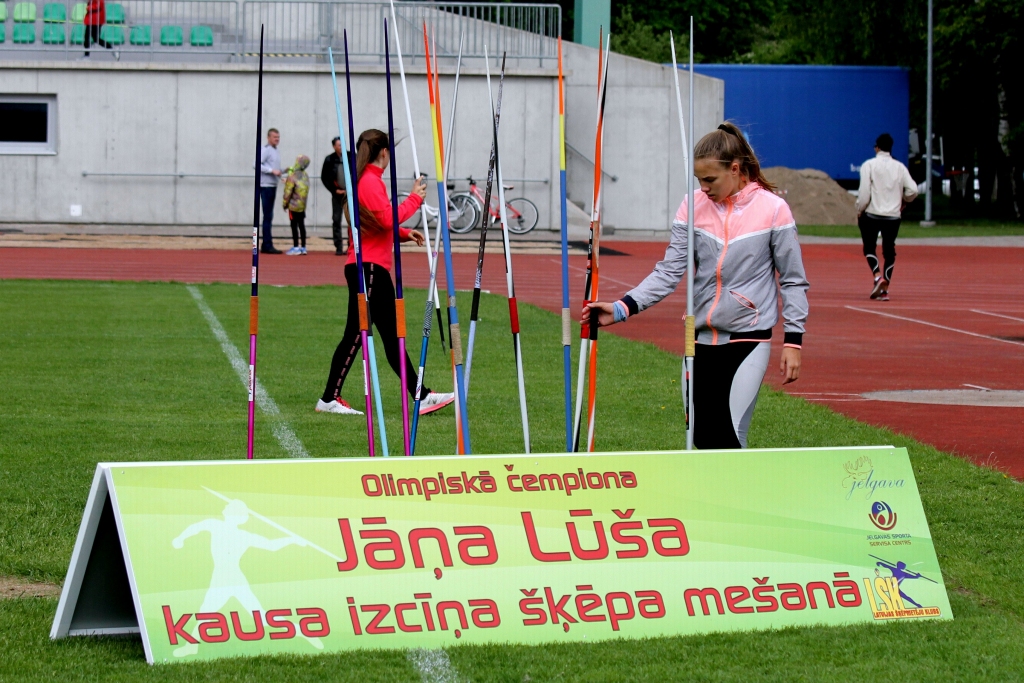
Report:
316,398,363,415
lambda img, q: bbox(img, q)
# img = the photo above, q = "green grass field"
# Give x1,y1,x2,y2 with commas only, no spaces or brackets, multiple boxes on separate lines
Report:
2,279,1024,681
799,222,1024,238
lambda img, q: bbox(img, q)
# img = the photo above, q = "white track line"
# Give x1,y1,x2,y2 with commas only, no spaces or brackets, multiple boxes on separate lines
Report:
187,285,309,458
971,309,1024,324
846,306,1024,348
407,648,460,683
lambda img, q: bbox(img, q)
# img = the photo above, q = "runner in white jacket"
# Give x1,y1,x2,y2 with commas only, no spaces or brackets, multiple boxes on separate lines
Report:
855,133,918,301
583,122,809,449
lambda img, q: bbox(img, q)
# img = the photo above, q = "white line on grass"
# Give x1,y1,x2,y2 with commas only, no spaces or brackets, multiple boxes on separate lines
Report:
407,649,460,683
971,309,1024,324
846,306,1024,348
187,285,309,458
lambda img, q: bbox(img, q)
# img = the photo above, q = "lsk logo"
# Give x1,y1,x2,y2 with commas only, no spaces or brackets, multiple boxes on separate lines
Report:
869,501,897,530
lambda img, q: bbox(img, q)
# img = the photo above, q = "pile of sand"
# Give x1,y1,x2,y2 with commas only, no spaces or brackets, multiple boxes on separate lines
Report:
763,167,857,226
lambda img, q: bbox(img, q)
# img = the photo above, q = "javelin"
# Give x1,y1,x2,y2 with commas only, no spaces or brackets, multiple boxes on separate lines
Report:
344,33,390,457
557,37,572,452
487,46,531,453
246,27,265,460
202,487,343,563
869,554,939,583
329,44,378,456
670,25,696,450
387,0,445,355
464,47,504,395
384,19,412,456
424,23,471,453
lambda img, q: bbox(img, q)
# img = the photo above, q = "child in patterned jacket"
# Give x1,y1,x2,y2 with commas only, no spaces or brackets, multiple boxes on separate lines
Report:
282,155,311,255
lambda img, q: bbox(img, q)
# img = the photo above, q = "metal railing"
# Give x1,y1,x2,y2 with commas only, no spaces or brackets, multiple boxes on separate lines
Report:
0,1,561,62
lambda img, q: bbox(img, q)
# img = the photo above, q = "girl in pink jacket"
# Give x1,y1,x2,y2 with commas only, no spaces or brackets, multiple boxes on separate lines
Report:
584,123,810,449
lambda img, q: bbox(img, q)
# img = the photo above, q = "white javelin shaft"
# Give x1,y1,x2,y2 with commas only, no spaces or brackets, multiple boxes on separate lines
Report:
202,487,343,562
669,32,689,196
388,1,441,316
444,32,465,183
686,18,696,451
487,48,530,453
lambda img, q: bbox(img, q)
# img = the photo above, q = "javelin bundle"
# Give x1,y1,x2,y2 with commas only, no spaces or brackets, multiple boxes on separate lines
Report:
573,33,611,453
423,23,471,454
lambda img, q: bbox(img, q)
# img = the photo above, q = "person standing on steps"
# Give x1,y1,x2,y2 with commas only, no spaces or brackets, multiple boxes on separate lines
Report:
317,129,455,417
582,122,809,450
321,137,350,256
257,128,283,254
856,133,918,301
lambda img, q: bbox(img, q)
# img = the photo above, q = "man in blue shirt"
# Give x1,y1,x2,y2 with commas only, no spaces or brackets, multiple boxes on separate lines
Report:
258,129,283,254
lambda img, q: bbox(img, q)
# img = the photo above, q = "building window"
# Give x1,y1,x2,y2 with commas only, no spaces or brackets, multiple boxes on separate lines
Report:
0,95,58,154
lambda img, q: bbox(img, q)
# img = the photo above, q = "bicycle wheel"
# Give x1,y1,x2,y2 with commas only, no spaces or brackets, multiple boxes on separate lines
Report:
448,193,480,234
505,197,539,234
396,193,424,229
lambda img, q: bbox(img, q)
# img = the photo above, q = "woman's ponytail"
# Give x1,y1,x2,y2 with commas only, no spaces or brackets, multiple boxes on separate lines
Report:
694,121,775,192
354,129,391,234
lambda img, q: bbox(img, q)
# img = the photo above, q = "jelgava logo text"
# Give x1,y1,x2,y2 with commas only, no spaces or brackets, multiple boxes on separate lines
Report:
843,457,905,500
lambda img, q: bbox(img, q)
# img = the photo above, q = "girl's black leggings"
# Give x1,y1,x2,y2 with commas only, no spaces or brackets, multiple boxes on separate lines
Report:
321,263,428,403
289,211,306,248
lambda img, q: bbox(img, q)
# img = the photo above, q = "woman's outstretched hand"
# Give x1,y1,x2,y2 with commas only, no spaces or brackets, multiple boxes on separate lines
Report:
405,230,426,247
581,301,617,328
780,347,801,384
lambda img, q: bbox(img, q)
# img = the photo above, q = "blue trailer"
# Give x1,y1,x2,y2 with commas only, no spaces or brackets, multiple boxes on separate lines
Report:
682,64,910,181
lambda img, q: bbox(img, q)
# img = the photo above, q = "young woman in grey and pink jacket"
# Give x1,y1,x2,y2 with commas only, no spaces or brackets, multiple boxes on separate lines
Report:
583,123,809,449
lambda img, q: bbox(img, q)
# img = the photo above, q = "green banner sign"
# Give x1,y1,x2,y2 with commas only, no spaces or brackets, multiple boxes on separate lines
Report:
51,447,951,664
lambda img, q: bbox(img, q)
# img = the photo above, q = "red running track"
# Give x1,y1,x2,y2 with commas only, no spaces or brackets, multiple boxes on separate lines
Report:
3,241,1023,477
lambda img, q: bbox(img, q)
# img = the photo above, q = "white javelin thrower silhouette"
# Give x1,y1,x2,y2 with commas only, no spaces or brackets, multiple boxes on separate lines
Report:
170,487,344,657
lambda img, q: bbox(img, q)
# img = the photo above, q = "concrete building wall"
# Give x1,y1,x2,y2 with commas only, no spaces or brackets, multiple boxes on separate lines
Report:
0,60,558,234
560,42,724,234
0,48,722,234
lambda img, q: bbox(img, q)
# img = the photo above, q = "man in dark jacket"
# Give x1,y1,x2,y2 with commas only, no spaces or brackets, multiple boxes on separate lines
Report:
321,137,348,255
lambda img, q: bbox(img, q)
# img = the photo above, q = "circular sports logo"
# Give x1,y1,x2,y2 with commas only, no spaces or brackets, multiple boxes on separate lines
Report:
869,501,897,530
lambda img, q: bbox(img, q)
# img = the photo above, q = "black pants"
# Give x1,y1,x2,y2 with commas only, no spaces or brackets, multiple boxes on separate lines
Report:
692,341,771,450
858,213,900,282
83,24,111,55
331,192,349,253
259,186,277,251
289,211,306,248
321,263,427,403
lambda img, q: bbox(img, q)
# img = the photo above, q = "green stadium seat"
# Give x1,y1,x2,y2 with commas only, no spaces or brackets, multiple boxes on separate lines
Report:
13,2,36,22
13,22,35,43
42,2,65,22
42,23,64,43
70,22,83,43
159,24,181,46
0,25,5,43
99,23,122,44
70,2,84,22
189,25,212,47
129,24,149,45
0,3,8,21
104,2,123,24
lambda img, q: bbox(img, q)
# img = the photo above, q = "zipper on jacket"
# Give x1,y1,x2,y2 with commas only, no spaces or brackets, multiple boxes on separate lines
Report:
705,199,734,344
